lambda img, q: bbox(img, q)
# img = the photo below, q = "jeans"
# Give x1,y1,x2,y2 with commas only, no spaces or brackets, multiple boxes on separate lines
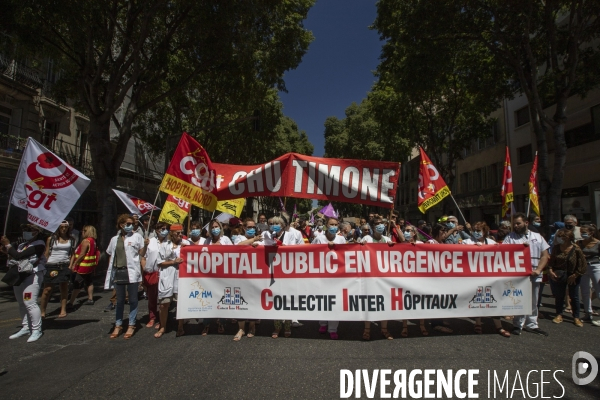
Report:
14,271,44,331
550,276,581,319
115,283,139,327
514,279,541,330
580,263,600,314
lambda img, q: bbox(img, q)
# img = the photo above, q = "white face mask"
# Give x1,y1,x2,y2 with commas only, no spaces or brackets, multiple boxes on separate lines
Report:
23,232,36,241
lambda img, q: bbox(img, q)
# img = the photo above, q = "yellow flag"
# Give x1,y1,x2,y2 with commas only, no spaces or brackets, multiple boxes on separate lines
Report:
158,195,190,225
215,198,245,217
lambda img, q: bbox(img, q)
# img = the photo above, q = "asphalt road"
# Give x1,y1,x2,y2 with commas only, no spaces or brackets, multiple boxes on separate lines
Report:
0,284,598,400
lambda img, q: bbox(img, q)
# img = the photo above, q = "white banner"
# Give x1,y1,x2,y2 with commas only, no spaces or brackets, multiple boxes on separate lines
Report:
11,138,91,232
176,244,532,320
112,188,160,215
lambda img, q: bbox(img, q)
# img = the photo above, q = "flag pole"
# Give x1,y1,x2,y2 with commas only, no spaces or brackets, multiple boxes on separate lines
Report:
2,202,11,236
187,206,192,235
449,194,468,225
145,190,161,239
526,198,531,218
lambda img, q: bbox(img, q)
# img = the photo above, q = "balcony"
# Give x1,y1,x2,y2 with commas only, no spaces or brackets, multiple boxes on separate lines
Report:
0,54,43,89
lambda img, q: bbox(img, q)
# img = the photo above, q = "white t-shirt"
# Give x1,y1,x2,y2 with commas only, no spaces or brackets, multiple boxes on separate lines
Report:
463,237,497,245
46,240,72,264
312,234,347,245
144,237,175,273
313,228,325,238
361,235,391,244
104,232,144,289
283,227,305,245
503,230,549,282
200,236,233,245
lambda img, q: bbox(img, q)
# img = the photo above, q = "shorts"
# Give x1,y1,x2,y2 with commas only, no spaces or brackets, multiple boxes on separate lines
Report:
43,263,71,284
73,273,94,289
158,293,178,304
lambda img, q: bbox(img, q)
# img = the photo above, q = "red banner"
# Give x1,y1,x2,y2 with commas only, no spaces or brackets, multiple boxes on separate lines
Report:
213,154,400,208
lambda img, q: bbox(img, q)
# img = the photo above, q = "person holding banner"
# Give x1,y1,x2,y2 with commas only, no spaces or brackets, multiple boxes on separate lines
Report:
40,221,76,318
400,226,427,338
426,224,454,334
504,213,550,336
67,225,99,309
105,215,149,339
2,224,46,342
360,217,391,244
144,222,175,332
166,224,189,337
200,219,232,335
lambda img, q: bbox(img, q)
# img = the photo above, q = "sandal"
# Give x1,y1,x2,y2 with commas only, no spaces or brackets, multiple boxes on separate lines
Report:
433,325,453,334
124,326,135,339
284,330,291,338
247,329,255,338
362,327,371,341
233,329,244,341
497,328,511,338
201,326,210,336
272,330,280,339
564,308,572,314
401,327,408,338
381,329,393,340
146,319,156,328
419,323,429,336
110,326,123,339
176,328,185,337
474,323,482,334
154,328,165,338
154,323,161,330
217,322,225,334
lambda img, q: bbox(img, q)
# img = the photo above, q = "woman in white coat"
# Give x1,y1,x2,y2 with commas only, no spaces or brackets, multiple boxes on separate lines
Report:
105,214,148,339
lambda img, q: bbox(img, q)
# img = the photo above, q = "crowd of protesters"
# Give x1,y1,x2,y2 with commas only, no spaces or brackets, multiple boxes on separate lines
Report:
2,209,599,343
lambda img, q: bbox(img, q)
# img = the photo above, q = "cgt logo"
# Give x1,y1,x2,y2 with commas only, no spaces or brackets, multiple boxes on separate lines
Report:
572,351,598,386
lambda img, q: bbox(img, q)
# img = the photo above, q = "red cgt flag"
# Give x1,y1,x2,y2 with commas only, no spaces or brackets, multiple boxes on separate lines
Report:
528,152,540,217
501,147,514,217
159,132,218,211
417,147,450,213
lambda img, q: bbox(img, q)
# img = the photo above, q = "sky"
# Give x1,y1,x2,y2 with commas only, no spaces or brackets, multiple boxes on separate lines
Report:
279,0,382,157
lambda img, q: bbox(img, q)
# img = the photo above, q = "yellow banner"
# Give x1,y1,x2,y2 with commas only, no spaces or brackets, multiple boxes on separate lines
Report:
529,183,540,217
158,198,189,225
159,174,217,211
418,186,450,213
216,198,245,217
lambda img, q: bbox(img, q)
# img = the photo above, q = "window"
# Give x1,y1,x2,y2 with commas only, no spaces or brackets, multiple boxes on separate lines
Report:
518,144,533,164
473,168,482,191
488,120,499,146
42,120,59,148
515,106,530,127
564,105,600,148
460,172,468,193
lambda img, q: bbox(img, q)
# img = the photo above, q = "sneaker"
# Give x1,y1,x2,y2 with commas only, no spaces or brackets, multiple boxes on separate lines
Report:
85,299,94,306
591,320,600,327
292,321,303,328
9,327,30,339
27,329,43,343
319,325,327,334
512,328,522,335
104,303,115,312
552,315,563,324
573,318,584,327
523,327,549,336
329,332,339,340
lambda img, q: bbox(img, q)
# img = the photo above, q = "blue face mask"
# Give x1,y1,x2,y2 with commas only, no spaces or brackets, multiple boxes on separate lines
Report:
581,233,590,239
190,229,201,237
271,224,281,233
447,222,456,229
123,225,133,233
328,226,338,235
211,228,221,236
375,224,385,234
158,229,168,237
533,222,541,227
472,231,483,240
403,231,412,240
246,228,256,236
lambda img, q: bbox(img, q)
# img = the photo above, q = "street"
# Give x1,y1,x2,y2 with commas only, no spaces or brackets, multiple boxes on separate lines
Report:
0,285,598,400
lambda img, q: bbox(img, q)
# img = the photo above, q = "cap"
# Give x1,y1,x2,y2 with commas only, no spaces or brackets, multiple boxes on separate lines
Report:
170,224,183,231
229,218,241,227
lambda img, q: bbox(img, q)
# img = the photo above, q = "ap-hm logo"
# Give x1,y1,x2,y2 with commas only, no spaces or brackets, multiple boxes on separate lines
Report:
502,281,523,305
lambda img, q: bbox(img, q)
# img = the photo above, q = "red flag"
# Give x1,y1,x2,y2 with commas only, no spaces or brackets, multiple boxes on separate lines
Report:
417,148,450,213
159,132,218,211
528,152,540,216
501,147,514,217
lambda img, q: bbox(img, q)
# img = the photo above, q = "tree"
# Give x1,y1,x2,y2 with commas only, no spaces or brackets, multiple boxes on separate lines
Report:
371,0,512,190
6,0,315,246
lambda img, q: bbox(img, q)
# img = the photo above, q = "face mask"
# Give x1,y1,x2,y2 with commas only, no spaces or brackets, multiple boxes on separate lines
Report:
211,228,221,236
123,225,133,233
554,236,564,245
447,222,456,229
472,231,483,239
246,228,256,237
158,229,168,237
581,233,590,239
532,222,541,227
271,224,282,233
190,229,201,237
328,226,338,235
23,232,35,241
565,224,574,230
403,232,412,240
317,225,323,230
375,224,385,234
